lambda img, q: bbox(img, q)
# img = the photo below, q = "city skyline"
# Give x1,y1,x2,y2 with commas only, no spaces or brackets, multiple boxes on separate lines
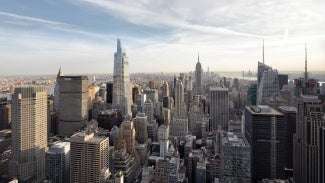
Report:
1,0,325,75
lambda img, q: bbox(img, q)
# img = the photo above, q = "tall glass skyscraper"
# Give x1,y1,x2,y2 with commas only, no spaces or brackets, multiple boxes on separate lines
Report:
113,39,131,116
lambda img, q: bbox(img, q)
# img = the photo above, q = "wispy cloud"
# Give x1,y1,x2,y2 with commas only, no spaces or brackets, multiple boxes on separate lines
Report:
0,11,69,26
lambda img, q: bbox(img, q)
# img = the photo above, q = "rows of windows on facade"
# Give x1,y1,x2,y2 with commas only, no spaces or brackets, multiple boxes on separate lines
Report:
0,40,324,183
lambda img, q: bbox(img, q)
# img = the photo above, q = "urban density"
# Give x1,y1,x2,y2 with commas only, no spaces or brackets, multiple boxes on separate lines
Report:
1,1,325,183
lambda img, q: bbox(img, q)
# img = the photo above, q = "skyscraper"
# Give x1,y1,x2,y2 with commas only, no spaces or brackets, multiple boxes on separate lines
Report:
135,113,148,144
70,132,109,183
277,106,297,177
58,76,89,137
113,39,131,116
45,142,70,183
174,79,186,118
209,87,229,131
245,105,286,182
117,120,136,154
195,55,203,95
257,68,280,105
0,101,11,130
319,127,325,183
293,95,324,183
220,132,251,183
9,86,48,182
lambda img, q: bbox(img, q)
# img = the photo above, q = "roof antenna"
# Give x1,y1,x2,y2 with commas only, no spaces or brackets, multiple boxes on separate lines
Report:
198,52,200,63
263,39,265,64
304,43,308,81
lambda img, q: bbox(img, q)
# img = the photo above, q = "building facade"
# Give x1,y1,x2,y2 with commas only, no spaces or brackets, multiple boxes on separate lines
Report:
209,87,229,131
58,76,89,136
112,39,131,116
9,86,48,182
70,132,109,183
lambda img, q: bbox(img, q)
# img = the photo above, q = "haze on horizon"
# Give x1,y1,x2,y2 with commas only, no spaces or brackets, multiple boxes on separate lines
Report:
0,0,324,75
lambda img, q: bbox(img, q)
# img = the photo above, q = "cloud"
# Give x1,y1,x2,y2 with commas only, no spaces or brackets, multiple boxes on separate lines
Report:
0,11,69,26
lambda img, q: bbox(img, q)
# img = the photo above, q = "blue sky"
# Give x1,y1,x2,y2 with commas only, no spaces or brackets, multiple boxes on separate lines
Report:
0,0,324,75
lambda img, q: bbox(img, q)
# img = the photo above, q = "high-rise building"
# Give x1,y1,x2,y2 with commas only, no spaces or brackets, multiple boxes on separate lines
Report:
45,142,70,183
58,76,89,136
175,79,186,118
0,101,11,130
247,83,257,105
170,118,188,142
245,105,286,182
106,83,113,104
257,61,272,88
233,78,239,91
319,127,325,183
209,87,229,131
54,66,63,110
113,149,136,183
293,95,324,183
278,74,288,91
112,39,131,116
70,132,109,183
220,132,251,183
9,86,48,182
277,106,297,177
117,120,136,154
257,68,280,105
135,113,148,144
195,55,203,95
143,99,154,123
163,81,169,97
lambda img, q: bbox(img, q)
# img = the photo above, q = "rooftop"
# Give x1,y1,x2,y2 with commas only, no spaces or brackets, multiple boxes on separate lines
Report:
246,105,283,116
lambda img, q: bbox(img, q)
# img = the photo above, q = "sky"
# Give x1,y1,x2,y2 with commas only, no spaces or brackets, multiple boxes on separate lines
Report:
0,0,324,75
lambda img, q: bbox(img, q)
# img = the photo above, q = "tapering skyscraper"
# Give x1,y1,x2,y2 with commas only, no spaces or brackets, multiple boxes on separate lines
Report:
113,39,131,116
9,86,48,182
195,54,203,95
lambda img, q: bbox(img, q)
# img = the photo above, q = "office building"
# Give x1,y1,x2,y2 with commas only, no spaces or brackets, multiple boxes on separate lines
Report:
9,86,48,182
112,38,131,116
117,120,136,154
277,106,297,177
58,76,89,136
70,132,109,183
163,81,169,97
209,87,229,131
196,161,207,183
278,74,288,90
106,83,113,104
245,105,286,182
257,68,280,105
293,95,324,183
143,99,154,123
317,127,325,183
45,142,70,183
195,55,203,95
247,83,257,105
0,101,11,130
174,79,187,118
113,149,136,183
220,132,250,183
135,113,148,144
170,118,188,142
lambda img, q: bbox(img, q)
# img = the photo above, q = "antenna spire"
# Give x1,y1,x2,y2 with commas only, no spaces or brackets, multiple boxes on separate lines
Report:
262,39,265,64
305,43,308,81
198,52,200,62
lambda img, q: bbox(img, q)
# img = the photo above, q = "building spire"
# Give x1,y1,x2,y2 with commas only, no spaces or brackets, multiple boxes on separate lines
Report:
57,66,63,78
304,43,308,81
198,52,200,63
262,39,265,64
